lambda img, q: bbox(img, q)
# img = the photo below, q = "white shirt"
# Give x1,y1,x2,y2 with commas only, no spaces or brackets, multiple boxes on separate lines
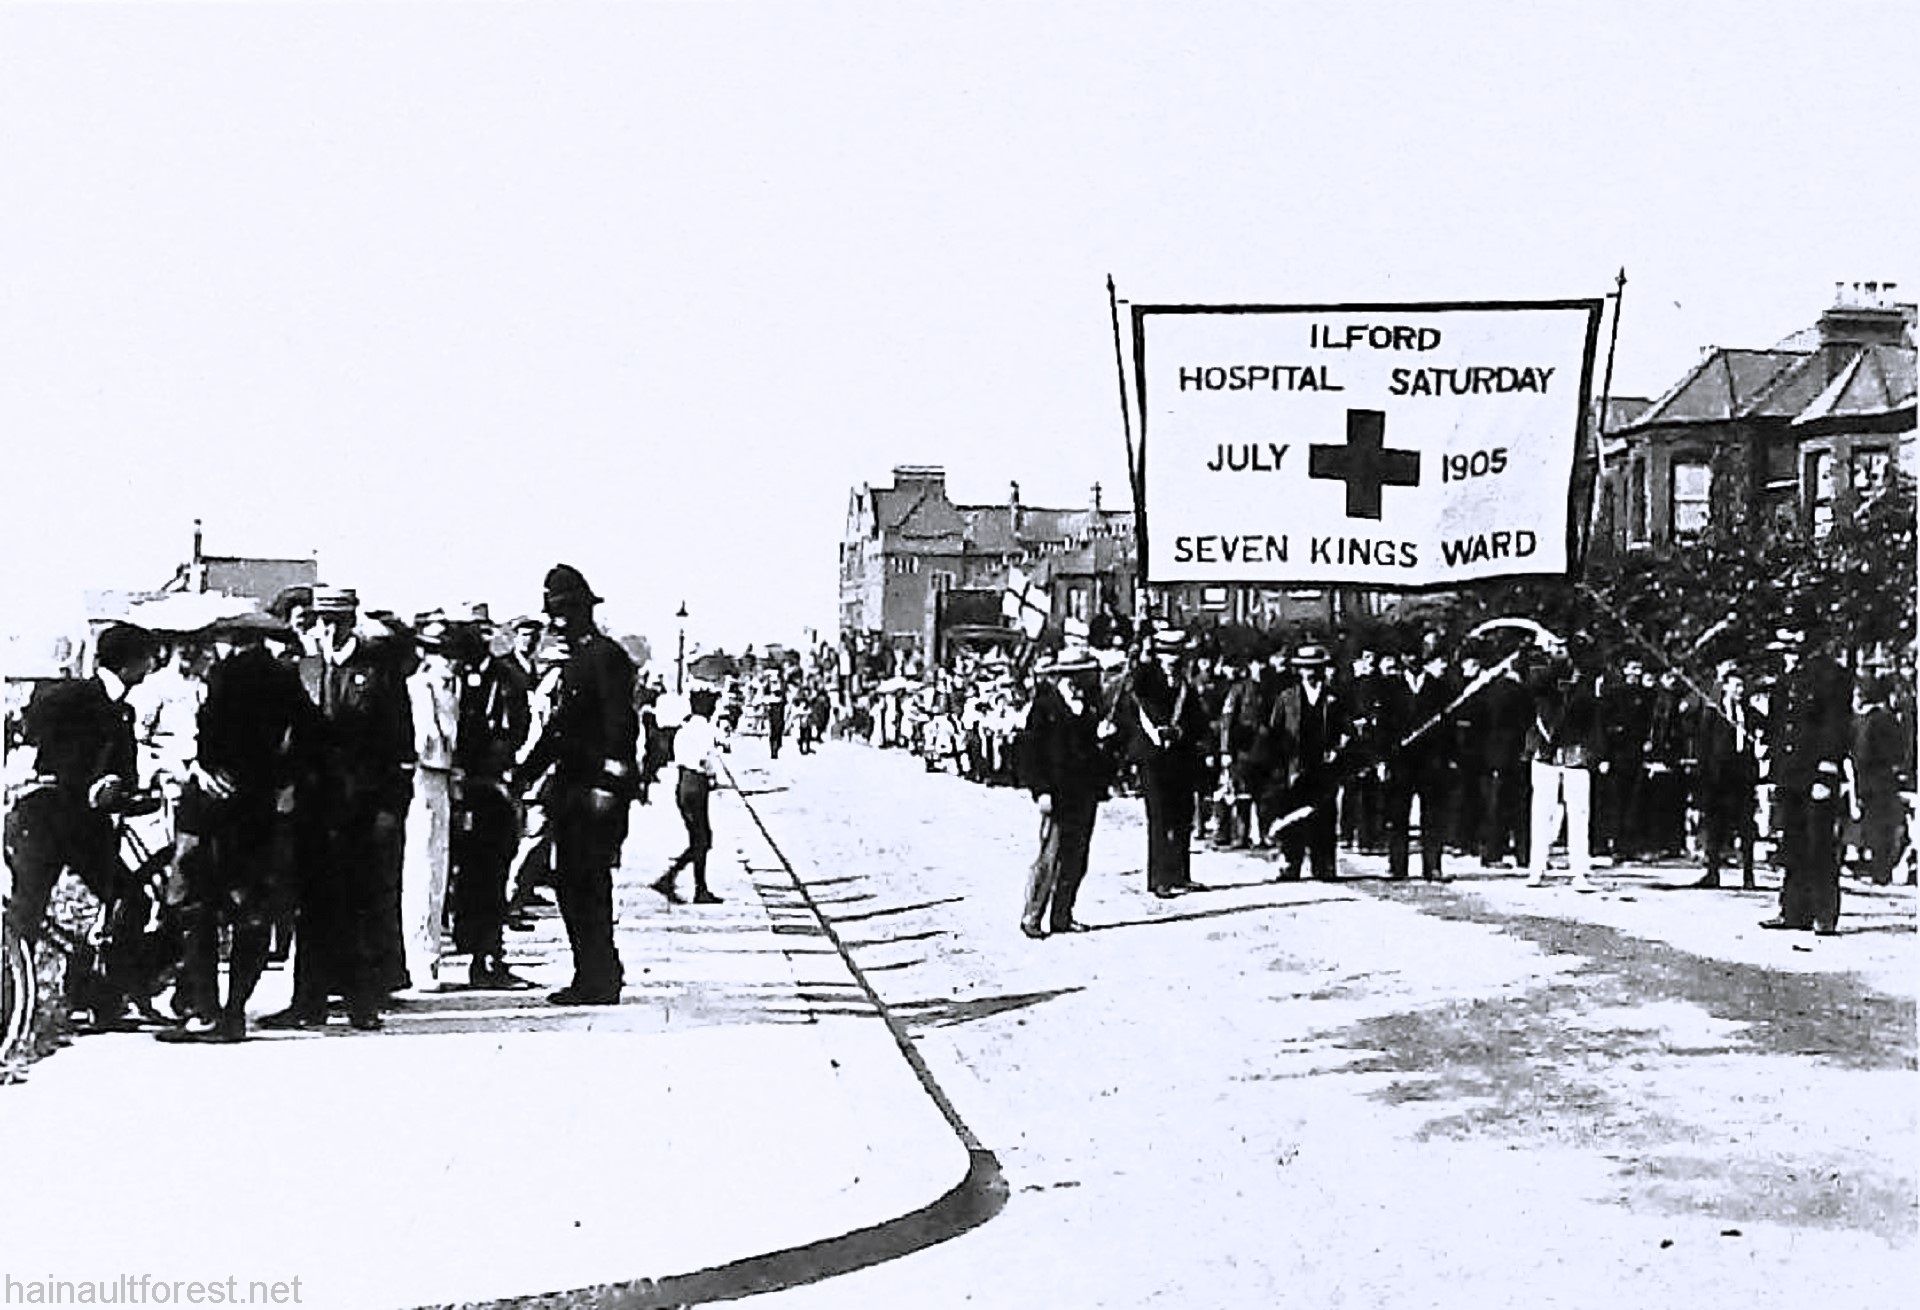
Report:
673,714,721,777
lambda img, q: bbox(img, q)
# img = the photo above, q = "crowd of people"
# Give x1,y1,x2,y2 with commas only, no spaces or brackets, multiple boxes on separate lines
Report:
830,622,1915,941
5,584,1913,1053
1,564,732,1049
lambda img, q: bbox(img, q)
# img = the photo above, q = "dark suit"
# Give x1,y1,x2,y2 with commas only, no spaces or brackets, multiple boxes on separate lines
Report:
1476,674,1533,864
1018,679,1113,931
450,656,532,963
1379,671,1458,879
1597,679,1653,857
1265,680,1349,879
5,677,135,936
1694,693,1759,887
1218,671,1279,848
291,639,415,1023
766,695,787,759
2,674,152,1025
173,646,315,1026
518,630,638,998
1125,663,1208,894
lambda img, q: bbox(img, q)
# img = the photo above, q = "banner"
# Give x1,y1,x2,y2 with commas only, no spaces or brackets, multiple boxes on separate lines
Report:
1135,300,1602,586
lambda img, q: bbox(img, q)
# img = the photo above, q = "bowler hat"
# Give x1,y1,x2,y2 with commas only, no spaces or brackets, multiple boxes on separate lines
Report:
543,564,603,609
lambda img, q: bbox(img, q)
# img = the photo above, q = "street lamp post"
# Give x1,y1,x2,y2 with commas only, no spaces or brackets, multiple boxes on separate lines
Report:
675,601,688,692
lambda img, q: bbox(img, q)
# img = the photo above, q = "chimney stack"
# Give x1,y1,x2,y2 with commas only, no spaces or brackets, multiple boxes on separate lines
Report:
1090,481,1103,512
190,518,207,593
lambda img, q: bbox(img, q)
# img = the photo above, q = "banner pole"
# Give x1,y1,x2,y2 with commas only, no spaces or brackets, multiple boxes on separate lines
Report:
1107,275,1152,625
1585,267,1629,557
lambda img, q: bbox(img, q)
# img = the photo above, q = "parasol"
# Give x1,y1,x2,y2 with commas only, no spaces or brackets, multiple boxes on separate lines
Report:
121,592,266,635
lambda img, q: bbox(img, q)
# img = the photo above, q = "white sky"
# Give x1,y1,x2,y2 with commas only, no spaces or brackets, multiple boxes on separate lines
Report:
1,0,1912,657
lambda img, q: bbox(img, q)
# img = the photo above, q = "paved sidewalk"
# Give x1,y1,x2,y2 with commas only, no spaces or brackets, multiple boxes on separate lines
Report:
0,774,969,1310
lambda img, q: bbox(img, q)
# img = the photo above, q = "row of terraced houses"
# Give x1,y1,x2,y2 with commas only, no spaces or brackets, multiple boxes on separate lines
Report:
840,285,1916,659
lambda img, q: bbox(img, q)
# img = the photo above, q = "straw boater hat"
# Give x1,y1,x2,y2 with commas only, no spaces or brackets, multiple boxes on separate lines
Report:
1290,643,1333,668
1150,629,1189,654
311,586,359,616
1041,646,1101,676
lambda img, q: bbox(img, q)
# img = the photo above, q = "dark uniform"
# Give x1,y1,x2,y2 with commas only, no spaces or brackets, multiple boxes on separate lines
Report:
1765,653,1853,932
516,605,638,1003
450,649,532,979
281,626,415,1028
1476,668,1533,866
1852,688,1910,885
1694,684,1760,889
1339,656,1387,854
765,691,787,760
1124,652,1208,897
168,642,316,1039
1378,663,1458,880
1597,668,1654,859
1642,676,1695,858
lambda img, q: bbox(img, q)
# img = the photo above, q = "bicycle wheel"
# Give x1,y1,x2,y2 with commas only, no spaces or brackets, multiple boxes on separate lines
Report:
1,920,35,1065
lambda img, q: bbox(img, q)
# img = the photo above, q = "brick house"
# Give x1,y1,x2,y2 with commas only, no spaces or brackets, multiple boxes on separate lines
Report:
1595,284,1916,554
839,466,1136,656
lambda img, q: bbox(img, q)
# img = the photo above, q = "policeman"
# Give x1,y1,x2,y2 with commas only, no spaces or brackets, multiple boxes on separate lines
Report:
512,565,638,1005
1760,629,1854,934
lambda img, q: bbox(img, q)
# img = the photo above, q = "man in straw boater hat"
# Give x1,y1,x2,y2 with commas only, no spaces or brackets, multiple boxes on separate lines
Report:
261,585,414,1032
511,564,638,1005
1017,642,1117,938
1263,642,1351,882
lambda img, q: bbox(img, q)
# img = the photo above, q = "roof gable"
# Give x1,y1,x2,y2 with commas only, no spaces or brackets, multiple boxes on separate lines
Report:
1795,344,1919,426
1631,348,1807,428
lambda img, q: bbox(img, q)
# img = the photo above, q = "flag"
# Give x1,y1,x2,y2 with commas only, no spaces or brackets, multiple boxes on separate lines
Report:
1001,567,1048,639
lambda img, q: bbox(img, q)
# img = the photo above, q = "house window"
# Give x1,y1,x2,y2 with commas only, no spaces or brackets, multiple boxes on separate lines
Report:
1068,587,1090,621
1805,450,1836,540
1670,459,1711,537
1852,446,1892,502
1628,458,1648,542
930,570,955,592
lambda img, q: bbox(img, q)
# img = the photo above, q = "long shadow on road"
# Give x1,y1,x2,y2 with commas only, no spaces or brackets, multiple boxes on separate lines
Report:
1294,881,1920,1243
